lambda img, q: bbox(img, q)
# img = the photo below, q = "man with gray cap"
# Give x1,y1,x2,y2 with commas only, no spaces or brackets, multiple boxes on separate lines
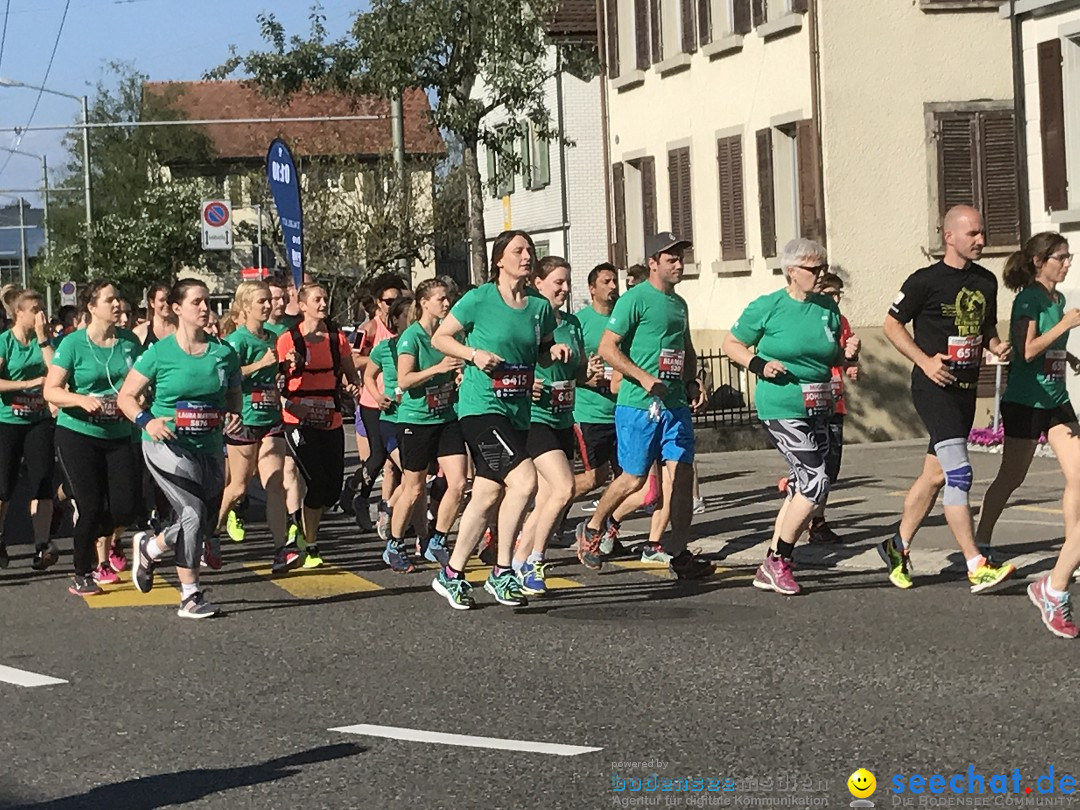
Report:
574,232,713,580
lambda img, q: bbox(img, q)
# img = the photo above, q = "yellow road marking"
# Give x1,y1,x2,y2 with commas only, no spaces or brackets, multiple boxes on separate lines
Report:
1013,504,1063,515
244,562,383,599
87,569,181,608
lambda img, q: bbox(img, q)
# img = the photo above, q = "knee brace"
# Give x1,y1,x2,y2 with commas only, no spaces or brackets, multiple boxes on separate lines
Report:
935,437,973,507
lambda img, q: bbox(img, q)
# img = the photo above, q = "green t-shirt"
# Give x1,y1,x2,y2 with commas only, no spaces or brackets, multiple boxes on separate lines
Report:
368,336,400,424
532,313,584,430
0,330,49,425
1003,285,1070,409
573,304,618,425
450,283,557,430
227,326,282,428
52,328,143,440
730,288,843,421
606,281,691,412
264,320,289,339
132,333,241,454
396,321,456,426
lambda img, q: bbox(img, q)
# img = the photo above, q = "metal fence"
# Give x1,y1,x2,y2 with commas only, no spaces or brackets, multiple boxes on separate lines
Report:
692,349,759,427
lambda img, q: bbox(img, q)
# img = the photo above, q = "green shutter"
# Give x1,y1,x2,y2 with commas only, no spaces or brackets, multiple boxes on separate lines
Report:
534,129,551,189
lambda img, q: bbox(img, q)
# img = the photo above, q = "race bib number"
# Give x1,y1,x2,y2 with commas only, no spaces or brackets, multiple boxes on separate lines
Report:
947,335,983,368
11,389,45,418
250,382,279,412
299,397,334,428
89,394,121,423
658,349,685,381
491,363,533,400
174,401,221,435
801,383,834,418
1044,350,1067,381
425,382,454,414
550,380,575,413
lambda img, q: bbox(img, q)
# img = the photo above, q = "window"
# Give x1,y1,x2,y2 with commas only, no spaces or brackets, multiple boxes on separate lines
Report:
668,146,695,264
612,156,658,267
700,0,750,44
522,124,551,191
534,240,551,259
752,0,806,26
484,133,516,198
756,120,823,260
930,105,1019,248
717,134,746,260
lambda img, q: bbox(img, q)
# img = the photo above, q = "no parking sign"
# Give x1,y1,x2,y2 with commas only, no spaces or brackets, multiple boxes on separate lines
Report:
201,200,233,250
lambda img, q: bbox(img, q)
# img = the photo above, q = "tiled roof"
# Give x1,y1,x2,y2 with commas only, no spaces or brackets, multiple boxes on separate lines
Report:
548,0,599,38
143,81,445,161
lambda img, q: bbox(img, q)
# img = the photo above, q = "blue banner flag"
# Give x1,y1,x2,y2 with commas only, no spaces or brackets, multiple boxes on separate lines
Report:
266,138,305,288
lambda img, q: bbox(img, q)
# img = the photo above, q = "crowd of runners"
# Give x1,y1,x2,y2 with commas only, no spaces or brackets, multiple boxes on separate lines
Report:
0,205,1078,637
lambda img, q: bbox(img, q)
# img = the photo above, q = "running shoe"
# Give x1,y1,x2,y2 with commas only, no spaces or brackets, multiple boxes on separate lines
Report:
477,527,498,566
422,533,450,567
517,560,548,595
31,542,59,571
692,497,706,515
575,521,603,571
669,550,715,580
131,531,156,594
107,541,127,573
354,502,374,533
548,527,575,549
640,542,672,564
599,521,620,556
753,554,801,595
432,569,474,610
484,569,527,606
376,509,390,542
93,563,119,585
338,482,355,516
877,537,913,590
177,590,220,619
271,546,302,573
968,559,1016,594
808,518,841,545
383,540,416,573
0,541,9,569
68,574,102,597
580,499,600,514
203,535,223,571
225,510,246,543
1027,576,1079,639
977,544,997,566
302,544,324,569
287,520,301,546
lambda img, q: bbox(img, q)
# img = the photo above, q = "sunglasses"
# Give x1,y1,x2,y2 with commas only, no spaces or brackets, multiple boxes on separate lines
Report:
798,264,829,274
381,296,399,305
1050,253,1074,263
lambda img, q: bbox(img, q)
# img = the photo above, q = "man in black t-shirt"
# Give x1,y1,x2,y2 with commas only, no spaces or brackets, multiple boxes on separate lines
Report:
882,205,1015,593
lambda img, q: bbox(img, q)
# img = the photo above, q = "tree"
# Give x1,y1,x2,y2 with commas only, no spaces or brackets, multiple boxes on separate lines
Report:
211,2,587,283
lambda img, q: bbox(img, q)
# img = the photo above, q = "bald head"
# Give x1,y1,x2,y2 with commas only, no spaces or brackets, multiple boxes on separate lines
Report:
943,205,985,266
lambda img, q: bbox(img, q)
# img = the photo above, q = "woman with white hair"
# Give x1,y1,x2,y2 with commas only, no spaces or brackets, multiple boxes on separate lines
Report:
723,238,860,595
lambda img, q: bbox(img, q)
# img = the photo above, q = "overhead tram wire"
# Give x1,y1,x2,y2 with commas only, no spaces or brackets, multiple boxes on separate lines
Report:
0,0,11,75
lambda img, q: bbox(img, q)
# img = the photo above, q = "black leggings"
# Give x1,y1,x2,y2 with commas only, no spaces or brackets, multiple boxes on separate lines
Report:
0,419,54,502
55,427,141,576
359,405,387,498
285,424,345,510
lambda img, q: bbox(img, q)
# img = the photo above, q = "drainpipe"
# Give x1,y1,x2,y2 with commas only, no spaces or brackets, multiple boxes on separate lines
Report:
595,0,615,266
556,47,571,281
808,0,826,246
1010,0,1032,245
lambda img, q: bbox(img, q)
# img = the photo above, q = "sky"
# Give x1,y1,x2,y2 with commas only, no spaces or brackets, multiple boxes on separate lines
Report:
0,0,362,205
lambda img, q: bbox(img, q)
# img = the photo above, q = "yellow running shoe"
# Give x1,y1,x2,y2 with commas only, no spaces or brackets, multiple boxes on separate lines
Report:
302,543,324,569
877,538,913,589
968,560,1015,594
226,510,246,543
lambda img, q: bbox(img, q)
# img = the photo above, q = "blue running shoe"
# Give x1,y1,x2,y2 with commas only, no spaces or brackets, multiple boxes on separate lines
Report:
517,560,547,596
432,569,474,610
383,539,416,573
422,533,450,566
484,569,527,606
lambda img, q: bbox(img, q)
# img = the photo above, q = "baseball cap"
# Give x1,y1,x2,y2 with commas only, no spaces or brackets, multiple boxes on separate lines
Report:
645,231,693,259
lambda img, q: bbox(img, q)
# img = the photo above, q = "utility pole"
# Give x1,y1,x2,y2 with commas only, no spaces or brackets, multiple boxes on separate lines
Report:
391,91,409,277
81,94,93,266
18,198,27,287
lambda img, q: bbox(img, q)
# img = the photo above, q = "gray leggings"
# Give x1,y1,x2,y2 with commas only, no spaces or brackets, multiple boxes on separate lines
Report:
142,441,225,569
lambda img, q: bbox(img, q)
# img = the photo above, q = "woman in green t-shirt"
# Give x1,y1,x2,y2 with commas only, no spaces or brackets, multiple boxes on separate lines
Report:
514,256,589,596
44,280,143,597
118,278,243,620
974,232,1080,638
214,280,299,575
0,288,56,572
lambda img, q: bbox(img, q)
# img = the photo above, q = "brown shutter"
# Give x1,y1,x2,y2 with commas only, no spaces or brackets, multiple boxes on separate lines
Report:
640,156,658,237
733,0,752,34
635,0,650,69
791,0,808,12
1038,39,1068,213
668,147,694,261
751,0,766,27
612,162,628,269
681,0,697,53
650,0,663,63
718,135,747,261
606,0,620,78
756,128,777,258
697,0,711,46
979,110,1020,247
796,119,825,245
937,112,978,221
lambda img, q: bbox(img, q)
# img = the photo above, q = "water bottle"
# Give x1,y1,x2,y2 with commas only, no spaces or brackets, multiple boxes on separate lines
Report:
648,396,662,423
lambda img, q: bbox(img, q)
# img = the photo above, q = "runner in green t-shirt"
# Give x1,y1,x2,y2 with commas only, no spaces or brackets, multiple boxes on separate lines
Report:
429,230,569,610
43,281,144,596
119,278,243,620
574,232,712,582
0,288,57,573
972,233,1080,637
393,279,467,571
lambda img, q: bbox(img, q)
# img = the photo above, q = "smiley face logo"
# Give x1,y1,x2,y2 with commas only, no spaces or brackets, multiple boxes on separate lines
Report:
848,769,876,799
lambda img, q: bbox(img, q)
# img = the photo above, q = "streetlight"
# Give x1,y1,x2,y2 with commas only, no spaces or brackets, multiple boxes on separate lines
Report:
0,147,51,311
0,78,91,265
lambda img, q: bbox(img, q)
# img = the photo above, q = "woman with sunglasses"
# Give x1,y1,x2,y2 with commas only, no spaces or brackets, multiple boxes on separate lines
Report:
723,238,859,596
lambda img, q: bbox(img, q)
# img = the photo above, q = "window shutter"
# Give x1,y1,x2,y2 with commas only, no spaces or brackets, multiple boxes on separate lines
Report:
791,0,808,12
937,113,978,221
751,0,766,28
486,147,497,199
756,128,777,258
640,156,658,238
606,0,620,78
1038,39,1068,213
681,0,697,53
979,110,1020,247
635,0,651,69
534,133,550,188
668,147,694,261
733,0,752,34
796,119,825,245
697,0,711,46
718,135,747,261
650,0,663,62
520,131,533,190
613,162,628,268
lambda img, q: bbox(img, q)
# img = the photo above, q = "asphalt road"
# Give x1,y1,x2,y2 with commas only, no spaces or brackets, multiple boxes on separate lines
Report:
1,438,1077,810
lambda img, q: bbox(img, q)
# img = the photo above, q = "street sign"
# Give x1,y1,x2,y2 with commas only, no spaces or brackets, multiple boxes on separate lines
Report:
60,281,76,307
201,200,233,251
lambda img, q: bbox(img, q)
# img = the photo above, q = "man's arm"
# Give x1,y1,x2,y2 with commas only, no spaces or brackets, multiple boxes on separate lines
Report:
598,329,665,399
883,314,954,387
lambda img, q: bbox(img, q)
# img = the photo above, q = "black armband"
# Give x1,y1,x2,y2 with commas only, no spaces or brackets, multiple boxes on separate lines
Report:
748,356,767,377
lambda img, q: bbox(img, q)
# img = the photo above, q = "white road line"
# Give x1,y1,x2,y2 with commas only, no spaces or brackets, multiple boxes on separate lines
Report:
329,723,602,756
0,664,67,688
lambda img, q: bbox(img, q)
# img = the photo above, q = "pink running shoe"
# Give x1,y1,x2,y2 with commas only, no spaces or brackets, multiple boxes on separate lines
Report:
108,542,127,573
93,562,120,585
752,554,802,596
1027,576,1079,639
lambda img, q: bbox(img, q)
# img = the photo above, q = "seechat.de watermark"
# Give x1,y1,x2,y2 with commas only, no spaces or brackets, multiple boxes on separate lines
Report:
889,767,1078,802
